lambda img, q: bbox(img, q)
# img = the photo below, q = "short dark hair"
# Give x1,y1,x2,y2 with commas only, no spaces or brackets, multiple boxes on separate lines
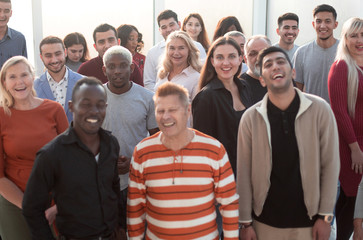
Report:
71,77,105,102
93,23,117,43
313,4,337,20
157,9,178,27
278,13,299,28
257,46,293,75
39,36,64,53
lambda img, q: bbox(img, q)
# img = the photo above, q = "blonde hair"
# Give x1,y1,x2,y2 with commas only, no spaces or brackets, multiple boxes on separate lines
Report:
335,17,363,118
0,56,36,115
158,31,202,79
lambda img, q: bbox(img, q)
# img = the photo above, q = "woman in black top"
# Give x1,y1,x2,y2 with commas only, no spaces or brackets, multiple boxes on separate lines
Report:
192,36,252,176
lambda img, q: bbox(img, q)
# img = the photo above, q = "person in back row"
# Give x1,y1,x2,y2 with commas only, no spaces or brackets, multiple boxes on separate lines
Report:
143,9,206,91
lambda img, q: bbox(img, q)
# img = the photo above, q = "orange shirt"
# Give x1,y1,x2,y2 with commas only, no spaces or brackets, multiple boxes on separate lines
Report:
0,99,68,192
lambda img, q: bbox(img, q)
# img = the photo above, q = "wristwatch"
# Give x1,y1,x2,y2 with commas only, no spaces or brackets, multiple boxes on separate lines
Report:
317,214,334,223
239,222,253,229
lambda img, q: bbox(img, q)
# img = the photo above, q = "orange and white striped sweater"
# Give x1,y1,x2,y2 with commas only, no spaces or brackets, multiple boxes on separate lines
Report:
127,130,239,240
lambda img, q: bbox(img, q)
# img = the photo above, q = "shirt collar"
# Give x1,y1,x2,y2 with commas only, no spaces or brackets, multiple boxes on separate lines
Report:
207,76,247,90
267,90,300,114
61,123,112,146
46,67,68,83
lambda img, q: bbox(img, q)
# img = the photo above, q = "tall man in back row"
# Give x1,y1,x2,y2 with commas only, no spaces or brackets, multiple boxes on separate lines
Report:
127,82,239,239
293,4,339,103
237,47,339,240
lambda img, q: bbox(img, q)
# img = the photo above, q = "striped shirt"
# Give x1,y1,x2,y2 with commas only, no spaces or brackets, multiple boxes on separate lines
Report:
127,130,239,240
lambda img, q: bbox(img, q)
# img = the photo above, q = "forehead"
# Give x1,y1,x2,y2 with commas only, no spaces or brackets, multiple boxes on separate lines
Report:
74,84,106,102
214,44,238,55
230,36,245,44
169,37,186,46
187,17,200,24
314,11,335,21
7,62,29,73
155,94,182,107
95,30,116,41
159,18,177,27
67,44,84,50
105,54,129,66
41,43,64,53
247,38,269,51
281,19,298,27
0,2,11,9
262,51,288,64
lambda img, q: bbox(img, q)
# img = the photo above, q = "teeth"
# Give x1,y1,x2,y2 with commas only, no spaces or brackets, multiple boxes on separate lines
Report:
273,74,283,79
163,122,174,127
86,119,98,123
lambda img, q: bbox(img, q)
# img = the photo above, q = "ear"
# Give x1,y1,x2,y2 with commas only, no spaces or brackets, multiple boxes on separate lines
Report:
93,43,97,50
292,68,296,80
243,55,247,64
259,76,266,87
64,48,67,57
186,103,191,117
102,65,106,76
130,63,135,73
177,21,181,29
312,21,315,29
334,21,338,29
68,101,74,113
276,27,280,35
117,38,121,45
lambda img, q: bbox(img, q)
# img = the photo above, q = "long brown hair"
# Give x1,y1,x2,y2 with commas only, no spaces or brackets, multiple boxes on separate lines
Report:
182,13,210,52
198,36,242,90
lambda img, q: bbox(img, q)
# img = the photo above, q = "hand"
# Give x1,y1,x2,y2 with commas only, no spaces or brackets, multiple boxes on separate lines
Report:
45,204,58,225
239,227,257,240
354,218,363,240
117,156,131,175
350,143,363,174
312,219,331,240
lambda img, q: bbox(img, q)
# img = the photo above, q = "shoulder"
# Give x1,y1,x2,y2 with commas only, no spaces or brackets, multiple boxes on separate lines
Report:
295,41,314,55
67,68,84,80
8,28,25,40
134,132,161,152
41,99,64,111
34,73,47,86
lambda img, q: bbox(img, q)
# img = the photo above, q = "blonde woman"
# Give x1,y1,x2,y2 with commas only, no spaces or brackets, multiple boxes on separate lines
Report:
0,56,68,239
328,17,363,240
155,31,202,102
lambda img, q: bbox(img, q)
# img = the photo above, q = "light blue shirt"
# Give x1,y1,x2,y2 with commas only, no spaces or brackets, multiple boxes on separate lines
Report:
0,27,27,69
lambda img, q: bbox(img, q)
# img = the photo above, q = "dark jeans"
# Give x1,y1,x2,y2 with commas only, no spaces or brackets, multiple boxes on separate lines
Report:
336,187,355,240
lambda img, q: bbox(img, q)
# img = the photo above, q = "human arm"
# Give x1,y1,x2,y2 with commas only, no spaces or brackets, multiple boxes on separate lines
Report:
350,142,363,174
22,150,56,240
146,96,159,136
143,48,158,91
354,219,363,240
117,156,131,175
127,148,147,239
192,91,216,137
214,146,239,239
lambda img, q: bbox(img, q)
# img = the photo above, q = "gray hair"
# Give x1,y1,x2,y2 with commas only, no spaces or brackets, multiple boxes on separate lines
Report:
103,45,132,66
224,31,246,40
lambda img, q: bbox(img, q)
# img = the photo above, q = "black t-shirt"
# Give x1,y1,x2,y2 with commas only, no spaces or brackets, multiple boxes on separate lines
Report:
240,73,267,104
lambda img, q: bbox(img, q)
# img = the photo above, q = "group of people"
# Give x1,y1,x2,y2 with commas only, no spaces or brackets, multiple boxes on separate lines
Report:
0,0,363,239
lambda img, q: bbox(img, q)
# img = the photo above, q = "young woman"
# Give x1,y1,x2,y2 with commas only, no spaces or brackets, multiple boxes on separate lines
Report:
63,32,89,72
0,56,68,239
213,16,244,41
156,31,202,102
117,24,146,75
328,17,363,240
182,13,210,52
192,36,252,176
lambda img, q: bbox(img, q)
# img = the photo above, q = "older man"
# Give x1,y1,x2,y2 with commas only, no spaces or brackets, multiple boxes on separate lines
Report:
127,82,239,239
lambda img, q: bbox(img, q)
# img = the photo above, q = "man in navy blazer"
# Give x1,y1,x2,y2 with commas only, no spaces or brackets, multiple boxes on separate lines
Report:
35,36,83,122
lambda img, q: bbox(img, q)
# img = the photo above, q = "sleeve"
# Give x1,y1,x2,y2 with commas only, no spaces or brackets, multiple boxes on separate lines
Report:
192,91,217,138
54,104,69,134
236,112,253,222
293,47,304,84
318,101,340,214
130,63,144,87
22,150,56,240
22,36,28,58
127,147,146,239
354,177,363,219
328,60,357,144
146,97,158,130
143,49,157,91
214,144,239,240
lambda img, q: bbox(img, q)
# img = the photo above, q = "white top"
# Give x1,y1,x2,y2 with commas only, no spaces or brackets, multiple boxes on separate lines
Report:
46,68,69,108
144,40,206,91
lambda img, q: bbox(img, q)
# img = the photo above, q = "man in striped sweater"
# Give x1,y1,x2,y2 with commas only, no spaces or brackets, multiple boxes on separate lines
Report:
127,82,239,239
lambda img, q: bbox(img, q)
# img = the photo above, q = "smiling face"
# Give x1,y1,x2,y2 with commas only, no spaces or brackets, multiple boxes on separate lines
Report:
0,1,11,29
155,94,190,140
69,83,107,137
40,43,66,74
260,51,295,94
184,17,202,41
277,20,299,45
94,30,119,58
66,44,84,62
313,11,338,41
102,54,133,94
4,62,34,103
346,28,363,60
159,17,180,40
211,44,242,82
167,37,189,69
245,38,271,78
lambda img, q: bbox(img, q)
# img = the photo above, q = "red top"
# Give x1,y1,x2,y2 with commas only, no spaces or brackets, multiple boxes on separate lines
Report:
328,60,363,196
0,99,68,192
133,52,146,78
